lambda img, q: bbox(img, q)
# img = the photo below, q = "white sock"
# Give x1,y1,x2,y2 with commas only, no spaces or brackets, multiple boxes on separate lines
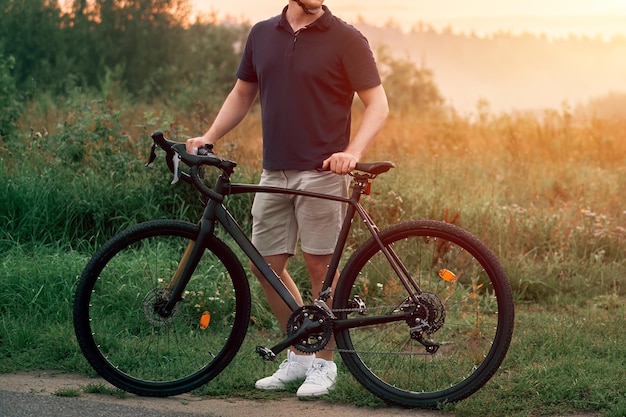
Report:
312,357,334,366
289,350,315,366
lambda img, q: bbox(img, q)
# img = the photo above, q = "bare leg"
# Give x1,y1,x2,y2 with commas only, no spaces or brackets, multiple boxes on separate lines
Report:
250,252,337,361
249,254,303,333
302,252,337,362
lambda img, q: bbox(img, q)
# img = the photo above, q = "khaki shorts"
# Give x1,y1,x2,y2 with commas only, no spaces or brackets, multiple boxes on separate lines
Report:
251,170,350,257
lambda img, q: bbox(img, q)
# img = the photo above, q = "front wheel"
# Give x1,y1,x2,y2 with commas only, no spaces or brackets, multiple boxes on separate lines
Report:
334,220,514,407
73,220,251,396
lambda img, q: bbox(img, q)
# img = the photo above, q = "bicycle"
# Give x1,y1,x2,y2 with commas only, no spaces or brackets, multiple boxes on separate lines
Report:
73,131,514,407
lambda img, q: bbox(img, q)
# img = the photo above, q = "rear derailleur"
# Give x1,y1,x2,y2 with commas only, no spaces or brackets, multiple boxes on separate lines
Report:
402,293,446,354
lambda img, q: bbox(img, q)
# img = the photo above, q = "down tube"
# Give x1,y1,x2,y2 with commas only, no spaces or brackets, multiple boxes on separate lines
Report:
214,204,301,312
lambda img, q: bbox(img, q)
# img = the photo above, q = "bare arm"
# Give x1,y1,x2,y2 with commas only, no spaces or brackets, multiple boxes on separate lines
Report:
322,84,389,174
186,79,259,153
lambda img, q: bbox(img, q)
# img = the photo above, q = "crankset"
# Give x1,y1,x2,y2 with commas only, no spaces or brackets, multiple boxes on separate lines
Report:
286,305,334,354
255,304,333,361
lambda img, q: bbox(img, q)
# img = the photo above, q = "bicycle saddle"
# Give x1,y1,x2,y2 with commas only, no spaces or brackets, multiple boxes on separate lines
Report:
354,161,395,175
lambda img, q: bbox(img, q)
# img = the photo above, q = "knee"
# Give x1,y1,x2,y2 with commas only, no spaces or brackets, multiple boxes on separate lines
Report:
303,255,331,282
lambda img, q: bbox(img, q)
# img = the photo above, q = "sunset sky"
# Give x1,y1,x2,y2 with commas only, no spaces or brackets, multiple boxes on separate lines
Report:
189,1,626,111
192,0,626,38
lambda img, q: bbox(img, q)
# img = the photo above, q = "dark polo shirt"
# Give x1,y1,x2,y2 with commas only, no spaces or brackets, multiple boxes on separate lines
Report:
236,6,382,170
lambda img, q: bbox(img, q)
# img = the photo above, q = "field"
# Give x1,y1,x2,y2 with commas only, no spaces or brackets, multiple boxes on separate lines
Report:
1,92,625,416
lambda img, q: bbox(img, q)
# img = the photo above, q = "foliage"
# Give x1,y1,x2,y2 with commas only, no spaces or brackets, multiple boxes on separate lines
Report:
0,91,207,251
578,91,626,119
1,0,623,305
0,0,247,107
0,5,625,415
0,0,69,94
0,54,22,140
377,46,444,114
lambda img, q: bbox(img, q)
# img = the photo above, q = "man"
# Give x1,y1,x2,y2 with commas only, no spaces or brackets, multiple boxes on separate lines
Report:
186,0,388,397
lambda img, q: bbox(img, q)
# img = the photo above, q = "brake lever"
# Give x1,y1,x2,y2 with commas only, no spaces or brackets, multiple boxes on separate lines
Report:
197,143,214,156
171,151,181,184
171,144,209,184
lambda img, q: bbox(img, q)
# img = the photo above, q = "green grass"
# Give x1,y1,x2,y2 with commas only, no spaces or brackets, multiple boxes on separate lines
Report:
83,383,128,399
188,303,626,417
451,305,626,417
0,246,90,373
1,244,624,416
1,92,625,415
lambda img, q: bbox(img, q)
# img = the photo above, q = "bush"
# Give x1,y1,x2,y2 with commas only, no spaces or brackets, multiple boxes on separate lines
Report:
0,93,206,252
0,54,22,140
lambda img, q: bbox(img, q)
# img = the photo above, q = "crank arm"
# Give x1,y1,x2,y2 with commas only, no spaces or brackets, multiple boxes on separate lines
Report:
255,317,322,361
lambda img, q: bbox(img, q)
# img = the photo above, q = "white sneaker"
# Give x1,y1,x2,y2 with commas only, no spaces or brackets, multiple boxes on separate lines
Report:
255,350,313,390
296,358,337,397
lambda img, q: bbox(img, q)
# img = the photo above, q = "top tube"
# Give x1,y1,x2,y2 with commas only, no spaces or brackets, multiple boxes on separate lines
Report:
149,130,395,201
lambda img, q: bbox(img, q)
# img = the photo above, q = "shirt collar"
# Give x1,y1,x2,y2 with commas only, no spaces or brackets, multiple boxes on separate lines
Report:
276,5,332,32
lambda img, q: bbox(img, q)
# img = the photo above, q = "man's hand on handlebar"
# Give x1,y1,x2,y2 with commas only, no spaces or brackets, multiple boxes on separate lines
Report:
186,137,214,155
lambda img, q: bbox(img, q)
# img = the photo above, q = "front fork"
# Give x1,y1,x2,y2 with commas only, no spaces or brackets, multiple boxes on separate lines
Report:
166,240,195,295
159,209,218,317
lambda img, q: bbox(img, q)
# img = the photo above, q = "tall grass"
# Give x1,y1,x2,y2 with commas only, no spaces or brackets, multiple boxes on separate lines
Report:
361,108,626,304
0,245,88,372
1,92,624,415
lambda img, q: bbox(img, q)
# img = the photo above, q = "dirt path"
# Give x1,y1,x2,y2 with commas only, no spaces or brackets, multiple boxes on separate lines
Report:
0,371,449,417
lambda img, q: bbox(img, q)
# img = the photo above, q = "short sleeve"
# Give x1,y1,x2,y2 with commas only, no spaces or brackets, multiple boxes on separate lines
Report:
341,34,381,91
236,30,258,82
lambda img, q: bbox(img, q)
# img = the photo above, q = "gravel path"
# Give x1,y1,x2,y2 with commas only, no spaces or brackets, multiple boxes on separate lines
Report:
0,371,449,417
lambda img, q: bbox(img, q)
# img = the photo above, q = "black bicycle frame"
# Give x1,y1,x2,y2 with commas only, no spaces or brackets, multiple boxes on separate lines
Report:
159,167,422,357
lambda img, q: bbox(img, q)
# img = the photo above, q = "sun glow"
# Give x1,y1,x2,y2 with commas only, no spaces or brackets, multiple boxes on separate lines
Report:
188,1,626,113
192,0,626,38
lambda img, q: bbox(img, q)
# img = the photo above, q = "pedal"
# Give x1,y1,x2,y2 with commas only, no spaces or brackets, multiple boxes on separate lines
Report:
255,346,277,361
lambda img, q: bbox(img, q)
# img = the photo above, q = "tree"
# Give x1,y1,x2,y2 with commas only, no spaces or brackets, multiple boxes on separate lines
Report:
66,0,193,96
377,47,444,115
0,54,22,140
0,0,70,93
0,0,245,101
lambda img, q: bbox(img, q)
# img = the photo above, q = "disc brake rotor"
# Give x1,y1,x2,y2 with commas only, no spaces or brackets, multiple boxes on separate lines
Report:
142,288,181,327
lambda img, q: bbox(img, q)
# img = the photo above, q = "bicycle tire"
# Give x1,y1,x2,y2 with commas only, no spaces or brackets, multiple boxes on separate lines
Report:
73,219,251,397
333,220,514,407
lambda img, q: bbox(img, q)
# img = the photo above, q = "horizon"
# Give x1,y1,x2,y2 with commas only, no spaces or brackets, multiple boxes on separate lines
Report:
191,1,626,39
190,1,626,112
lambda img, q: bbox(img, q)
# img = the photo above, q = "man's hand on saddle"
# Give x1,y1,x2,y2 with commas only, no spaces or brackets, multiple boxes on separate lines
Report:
322,152,359,175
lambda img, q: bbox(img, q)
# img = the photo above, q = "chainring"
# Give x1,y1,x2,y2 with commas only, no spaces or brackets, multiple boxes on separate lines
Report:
286,305,333,354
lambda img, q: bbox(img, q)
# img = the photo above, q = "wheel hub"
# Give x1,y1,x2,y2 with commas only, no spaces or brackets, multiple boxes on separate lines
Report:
142,288,181,327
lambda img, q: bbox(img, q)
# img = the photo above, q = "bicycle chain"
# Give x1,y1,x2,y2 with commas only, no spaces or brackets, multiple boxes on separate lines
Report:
326,347,435,355
323,304,439,356
330,305,398,313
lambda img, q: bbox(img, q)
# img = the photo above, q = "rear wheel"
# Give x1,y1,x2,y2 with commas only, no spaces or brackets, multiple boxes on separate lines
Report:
73,220,251,396
334,220,514,407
